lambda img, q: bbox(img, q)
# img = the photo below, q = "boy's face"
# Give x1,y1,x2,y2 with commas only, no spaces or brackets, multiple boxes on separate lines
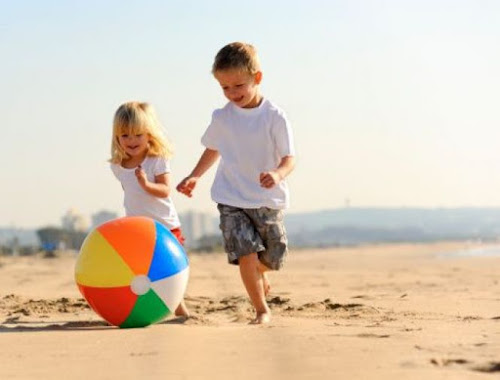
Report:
214,69,262,109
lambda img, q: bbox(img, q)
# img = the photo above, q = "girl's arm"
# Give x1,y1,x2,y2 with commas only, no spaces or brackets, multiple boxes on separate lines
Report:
135,166,171,198
260,155,295,189
176,148,220,197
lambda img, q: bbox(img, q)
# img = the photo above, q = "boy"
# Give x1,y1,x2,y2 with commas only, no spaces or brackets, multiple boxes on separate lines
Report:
176,42,295,324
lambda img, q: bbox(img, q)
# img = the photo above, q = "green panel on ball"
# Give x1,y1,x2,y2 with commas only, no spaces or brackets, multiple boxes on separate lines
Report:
119,289,170,328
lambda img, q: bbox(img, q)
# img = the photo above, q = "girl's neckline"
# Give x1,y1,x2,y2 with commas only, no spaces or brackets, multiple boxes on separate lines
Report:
121,156,147,169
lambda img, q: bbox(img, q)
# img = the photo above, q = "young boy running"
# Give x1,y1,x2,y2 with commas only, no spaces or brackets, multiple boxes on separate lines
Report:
177,42,295,324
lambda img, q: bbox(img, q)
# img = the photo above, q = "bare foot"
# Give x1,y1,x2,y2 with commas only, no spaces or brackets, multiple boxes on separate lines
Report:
262,272,271,296
250,311,271,325
174,301,190,318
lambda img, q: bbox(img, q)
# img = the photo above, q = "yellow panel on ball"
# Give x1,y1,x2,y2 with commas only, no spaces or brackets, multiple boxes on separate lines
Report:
75,229,134,287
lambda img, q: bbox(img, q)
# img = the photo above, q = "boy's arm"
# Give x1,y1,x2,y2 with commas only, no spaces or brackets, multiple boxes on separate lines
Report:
176,148,220,197
189,148,220,178
260,155,295,189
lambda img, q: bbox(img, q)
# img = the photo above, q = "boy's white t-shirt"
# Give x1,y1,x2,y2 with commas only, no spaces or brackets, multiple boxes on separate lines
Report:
201,98,295,210
110,156,181,229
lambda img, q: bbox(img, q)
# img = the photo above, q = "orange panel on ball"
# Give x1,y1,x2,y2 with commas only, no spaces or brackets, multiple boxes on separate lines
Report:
97,216,156,275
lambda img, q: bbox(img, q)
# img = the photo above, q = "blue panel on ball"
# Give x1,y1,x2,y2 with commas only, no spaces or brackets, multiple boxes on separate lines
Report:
148,221,189,282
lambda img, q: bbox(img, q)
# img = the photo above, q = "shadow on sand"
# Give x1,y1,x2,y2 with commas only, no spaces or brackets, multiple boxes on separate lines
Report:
0,316,192,332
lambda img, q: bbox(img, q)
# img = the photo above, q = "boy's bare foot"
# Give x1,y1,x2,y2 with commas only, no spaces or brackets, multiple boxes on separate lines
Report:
174,301,190,318
250,311,271,325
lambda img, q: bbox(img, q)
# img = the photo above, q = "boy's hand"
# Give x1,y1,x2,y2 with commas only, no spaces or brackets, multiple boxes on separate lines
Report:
135,165,147,187
176,176,198,197
259,171,281,189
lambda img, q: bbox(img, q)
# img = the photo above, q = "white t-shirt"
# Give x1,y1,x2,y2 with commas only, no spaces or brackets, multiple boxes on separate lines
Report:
110,156,181,229
201,98,295,209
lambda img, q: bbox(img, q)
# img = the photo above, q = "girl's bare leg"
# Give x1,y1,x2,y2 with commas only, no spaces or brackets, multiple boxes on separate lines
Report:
174,300,190,318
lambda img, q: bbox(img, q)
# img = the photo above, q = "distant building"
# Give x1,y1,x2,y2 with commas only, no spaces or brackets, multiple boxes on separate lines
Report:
91,210,119,229
61,208,89,232
0,228,39,247
179,211,217,247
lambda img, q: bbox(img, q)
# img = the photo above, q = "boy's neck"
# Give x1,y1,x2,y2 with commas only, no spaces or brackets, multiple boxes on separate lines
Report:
241,93,263,109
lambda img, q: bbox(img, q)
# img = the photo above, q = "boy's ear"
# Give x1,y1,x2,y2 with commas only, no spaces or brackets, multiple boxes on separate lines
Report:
254,71,263,84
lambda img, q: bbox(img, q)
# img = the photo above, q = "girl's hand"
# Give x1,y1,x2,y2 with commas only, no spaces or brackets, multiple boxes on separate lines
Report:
259,171,281,189
176,176,198,197
135,165,148,187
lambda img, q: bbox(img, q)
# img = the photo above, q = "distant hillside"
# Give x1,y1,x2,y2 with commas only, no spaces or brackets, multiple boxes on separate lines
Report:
284,207,500,247
2,207,500,249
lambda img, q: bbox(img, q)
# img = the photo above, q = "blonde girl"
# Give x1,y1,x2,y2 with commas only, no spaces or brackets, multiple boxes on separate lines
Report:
110,101,189,318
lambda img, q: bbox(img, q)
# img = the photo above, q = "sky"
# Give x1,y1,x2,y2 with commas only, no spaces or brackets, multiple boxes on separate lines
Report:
1,0,500,228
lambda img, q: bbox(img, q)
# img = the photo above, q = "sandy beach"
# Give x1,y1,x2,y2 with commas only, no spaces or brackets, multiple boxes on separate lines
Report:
0,241,499,379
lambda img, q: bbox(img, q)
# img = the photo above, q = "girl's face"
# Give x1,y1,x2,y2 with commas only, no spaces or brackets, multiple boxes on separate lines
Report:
214,69,262,108
117,129,149,159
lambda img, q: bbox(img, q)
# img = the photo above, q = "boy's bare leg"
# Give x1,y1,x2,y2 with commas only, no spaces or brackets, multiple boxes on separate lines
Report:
239,253,271,324
174,300,190,318
257,261,271,296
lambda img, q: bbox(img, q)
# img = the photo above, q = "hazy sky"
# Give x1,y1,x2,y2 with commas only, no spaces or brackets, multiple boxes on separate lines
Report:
2,0,500,228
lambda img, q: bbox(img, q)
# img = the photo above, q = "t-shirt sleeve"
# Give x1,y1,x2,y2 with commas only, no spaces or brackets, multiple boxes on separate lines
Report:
273,112,296,158
152,157,170,175
110,163,120,179
201,110,220,150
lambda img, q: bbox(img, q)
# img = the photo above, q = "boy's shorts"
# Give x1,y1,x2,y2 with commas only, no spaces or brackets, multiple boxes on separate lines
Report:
217,203,288,270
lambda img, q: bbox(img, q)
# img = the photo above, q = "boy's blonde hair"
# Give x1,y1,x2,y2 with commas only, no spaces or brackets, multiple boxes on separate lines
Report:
110,101,173,164
212,42,261,75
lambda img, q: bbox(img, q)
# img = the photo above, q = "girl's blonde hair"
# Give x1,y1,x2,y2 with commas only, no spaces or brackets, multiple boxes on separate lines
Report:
110,101,173,164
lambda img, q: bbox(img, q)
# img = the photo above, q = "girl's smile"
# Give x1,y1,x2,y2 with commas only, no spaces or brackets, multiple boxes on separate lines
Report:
118,133,149,159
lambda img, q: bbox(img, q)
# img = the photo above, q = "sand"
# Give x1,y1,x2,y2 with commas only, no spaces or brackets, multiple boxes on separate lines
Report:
0,241,499,379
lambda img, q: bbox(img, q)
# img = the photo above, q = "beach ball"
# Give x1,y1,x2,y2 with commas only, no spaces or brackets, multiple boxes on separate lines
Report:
75,216,189,328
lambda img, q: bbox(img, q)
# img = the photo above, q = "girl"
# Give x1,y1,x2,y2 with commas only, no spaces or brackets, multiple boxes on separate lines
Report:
110,101,189,318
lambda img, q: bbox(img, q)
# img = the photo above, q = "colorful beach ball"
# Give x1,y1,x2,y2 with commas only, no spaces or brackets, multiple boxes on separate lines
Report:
75,216,189,328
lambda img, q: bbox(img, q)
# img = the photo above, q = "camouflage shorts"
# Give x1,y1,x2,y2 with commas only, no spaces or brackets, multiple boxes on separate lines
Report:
217,204,288,270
